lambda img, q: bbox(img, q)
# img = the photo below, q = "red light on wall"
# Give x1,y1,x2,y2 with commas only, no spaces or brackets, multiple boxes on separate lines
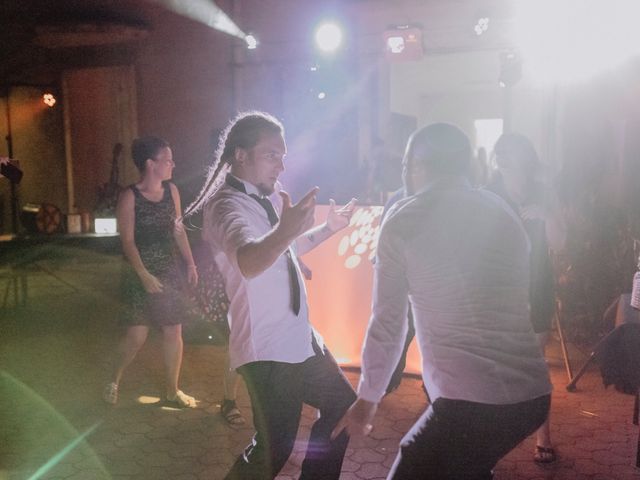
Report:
383,26,423,61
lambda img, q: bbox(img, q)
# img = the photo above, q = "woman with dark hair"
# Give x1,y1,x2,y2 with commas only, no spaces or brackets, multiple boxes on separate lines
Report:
103,136,198,408
487,132,566,464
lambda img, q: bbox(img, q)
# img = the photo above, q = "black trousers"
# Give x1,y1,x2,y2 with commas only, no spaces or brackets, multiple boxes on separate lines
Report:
225,344,356,480
389,394,550,480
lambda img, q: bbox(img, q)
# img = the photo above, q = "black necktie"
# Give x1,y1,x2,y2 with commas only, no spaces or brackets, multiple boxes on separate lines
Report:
226,175,301,315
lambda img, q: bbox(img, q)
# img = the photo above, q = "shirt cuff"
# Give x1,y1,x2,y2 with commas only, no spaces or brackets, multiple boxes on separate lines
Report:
357,377,386,404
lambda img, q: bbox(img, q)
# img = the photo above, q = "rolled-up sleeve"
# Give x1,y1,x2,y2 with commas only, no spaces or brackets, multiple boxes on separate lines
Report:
357,218,410,403
205,197,257,267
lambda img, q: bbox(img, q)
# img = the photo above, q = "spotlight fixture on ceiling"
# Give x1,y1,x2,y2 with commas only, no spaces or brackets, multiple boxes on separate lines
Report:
383,25,423,61
498,51,522,88
474,17,490,36
245,33,258,49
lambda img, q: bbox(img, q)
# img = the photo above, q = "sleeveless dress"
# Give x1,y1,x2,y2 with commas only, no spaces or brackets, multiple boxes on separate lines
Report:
121,182,186,327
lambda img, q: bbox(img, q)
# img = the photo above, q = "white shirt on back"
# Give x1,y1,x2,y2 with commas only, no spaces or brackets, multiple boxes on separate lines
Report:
358,176,552,404
203,176,322,370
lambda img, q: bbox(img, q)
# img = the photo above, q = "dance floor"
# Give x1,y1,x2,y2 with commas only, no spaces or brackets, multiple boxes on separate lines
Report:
1,249,639,479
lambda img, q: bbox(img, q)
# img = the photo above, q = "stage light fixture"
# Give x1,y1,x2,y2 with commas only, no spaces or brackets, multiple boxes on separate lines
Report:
386,36,405,54
245,34,258,49
383,26,423,61
474,17,489,36
43,93,56,107
315,22,343,53
498,51,522,88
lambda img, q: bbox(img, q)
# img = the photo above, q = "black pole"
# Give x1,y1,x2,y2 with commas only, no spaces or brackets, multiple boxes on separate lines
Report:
4,88,19,234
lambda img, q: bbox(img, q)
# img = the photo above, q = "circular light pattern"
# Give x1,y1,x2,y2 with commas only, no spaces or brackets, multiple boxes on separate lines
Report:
335,206,384,270
338,236,350,256
345,255,361,269
350,230,359,246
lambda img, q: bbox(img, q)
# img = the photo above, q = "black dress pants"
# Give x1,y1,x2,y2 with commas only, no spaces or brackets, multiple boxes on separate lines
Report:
389,394,550,479
224,344,356,480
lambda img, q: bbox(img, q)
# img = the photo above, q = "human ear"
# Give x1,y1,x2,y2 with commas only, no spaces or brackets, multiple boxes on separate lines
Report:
234,147,247,165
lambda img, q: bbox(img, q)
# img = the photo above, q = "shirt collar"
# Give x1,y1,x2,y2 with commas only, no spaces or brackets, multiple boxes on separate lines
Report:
227,173,262,197
415,175,471,196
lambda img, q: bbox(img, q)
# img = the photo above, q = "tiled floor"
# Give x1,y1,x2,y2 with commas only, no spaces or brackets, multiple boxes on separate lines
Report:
2,253,640,479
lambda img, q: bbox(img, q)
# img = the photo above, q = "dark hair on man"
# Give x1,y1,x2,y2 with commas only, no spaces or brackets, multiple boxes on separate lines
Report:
184,111,284,217
131,136,170,173
406,123,471,176
494,132,540,173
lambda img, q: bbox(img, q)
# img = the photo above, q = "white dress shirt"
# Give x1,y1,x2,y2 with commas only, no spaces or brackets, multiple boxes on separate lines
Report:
358,176,552,404
203,176,322,370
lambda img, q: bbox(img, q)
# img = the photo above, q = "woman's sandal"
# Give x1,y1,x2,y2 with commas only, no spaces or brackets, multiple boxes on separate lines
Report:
103,382,119,405
166,390,196,408
221,399,246,426
534,445,557,464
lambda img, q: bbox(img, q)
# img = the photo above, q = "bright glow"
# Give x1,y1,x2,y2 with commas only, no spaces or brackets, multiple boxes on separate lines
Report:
43,93,56,107
317,92,326,99
474,17,489,36
149,0,245,38
386,36,405,54
514,0,640,84
94,218,117,233
245,34,258,49
474,118,504,156
315,22,343,53
137,395,161,404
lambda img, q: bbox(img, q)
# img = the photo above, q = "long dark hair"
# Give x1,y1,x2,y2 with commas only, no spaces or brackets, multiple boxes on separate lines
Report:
184,111,283,218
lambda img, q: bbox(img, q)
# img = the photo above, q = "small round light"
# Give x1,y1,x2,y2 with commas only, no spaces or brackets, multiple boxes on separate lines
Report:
43,93,56,107
245,34,258,49
318,92,326,100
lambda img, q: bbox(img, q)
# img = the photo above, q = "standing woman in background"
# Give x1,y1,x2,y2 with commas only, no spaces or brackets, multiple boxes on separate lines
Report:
487,133,567,464
103,136,198,408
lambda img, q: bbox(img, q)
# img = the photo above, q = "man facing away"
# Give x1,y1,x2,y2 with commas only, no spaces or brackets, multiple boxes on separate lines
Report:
334,123,552,479
185,111,357,480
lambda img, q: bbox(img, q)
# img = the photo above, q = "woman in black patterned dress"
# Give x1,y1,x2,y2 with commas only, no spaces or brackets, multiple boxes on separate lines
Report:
103,136,198,407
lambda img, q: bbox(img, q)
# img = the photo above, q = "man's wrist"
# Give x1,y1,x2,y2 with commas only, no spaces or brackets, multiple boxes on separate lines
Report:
324,222,339,234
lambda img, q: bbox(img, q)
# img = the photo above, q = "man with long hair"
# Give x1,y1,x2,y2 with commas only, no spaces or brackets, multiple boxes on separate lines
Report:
185,111,357,479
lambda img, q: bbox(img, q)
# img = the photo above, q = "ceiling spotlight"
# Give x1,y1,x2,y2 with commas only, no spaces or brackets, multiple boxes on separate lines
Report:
245,34,258,49
383,26,424,61
386,36,405,54
474,17,490,36
315,22,343,53
43,93,56,107
498,51,522,88
317,91,326,100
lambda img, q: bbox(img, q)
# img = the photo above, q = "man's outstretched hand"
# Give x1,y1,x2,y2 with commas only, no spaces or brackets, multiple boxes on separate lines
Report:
326,198,357,233
278,187,319,239
331,398,377,440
